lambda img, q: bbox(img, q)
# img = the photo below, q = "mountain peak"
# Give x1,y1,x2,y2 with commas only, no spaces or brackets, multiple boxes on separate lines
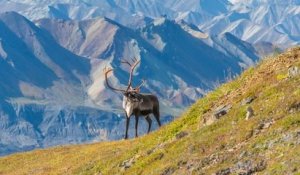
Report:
0,11,29,22
153,17,167,26
0,11,38,34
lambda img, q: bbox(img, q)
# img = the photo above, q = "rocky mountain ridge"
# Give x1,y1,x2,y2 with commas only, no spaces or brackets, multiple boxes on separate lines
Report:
1,0,300,47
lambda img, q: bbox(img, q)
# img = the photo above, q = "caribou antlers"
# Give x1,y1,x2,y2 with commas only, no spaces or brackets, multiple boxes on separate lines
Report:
104,58,145,93
122,58,141,91
103,67,126,92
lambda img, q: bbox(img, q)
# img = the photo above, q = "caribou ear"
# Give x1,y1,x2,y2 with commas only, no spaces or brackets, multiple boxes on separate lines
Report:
135,87,140,93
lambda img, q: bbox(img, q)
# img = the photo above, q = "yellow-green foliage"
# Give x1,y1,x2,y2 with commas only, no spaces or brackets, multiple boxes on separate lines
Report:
276,73,288,80
0,48,300,175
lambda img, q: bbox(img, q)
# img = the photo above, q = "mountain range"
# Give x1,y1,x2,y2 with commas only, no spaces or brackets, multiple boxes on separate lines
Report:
0,0,299,156
1,0,300,47
0,10,259,155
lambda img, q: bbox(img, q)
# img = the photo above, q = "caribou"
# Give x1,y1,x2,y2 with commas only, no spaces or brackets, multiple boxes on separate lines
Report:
104,58,161,139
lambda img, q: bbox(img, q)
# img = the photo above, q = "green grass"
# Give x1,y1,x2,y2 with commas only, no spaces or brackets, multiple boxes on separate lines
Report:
0,47,300,175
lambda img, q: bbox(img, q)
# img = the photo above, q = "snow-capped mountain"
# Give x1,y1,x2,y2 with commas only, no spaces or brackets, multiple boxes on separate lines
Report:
200,0,300,48
1,0,299,48
0,11,259,155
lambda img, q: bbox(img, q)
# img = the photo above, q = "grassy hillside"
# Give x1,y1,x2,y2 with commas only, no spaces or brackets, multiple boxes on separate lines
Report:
0,47,300,175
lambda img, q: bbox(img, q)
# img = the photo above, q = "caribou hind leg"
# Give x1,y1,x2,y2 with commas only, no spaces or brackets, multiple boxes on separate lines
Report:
145,115,152,134
154,111,161,127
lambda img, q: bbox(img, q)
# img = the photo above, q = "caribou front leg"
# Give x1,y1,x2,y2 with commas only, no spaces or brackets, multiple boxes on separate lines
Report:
125,116,130,139
135,115,139,138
